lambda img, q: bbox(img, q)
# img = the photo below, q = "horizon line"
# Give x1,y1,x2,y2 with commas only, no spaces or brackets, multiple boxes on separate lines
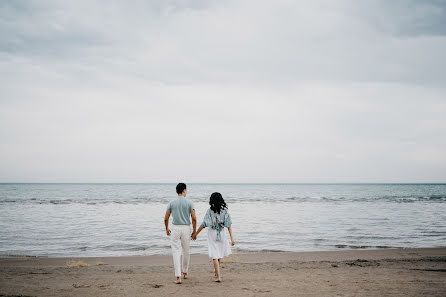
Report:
1,182,446,185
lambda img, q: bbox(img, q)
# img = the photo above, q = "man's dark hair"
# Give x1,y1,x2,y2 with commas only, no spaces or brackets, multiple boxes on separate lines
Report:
176,183,187,194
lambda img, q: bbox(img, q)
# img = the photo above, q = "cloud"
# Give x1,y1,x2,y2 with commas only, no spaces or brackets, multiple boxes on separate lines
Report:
2,0,446,85
353,0,446,37
0,0,445,182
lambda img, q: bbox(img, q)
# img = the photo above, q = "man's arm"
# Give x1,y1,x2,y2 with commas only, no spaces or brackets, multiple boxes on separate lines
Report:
164,210,171,236
190,209,197,236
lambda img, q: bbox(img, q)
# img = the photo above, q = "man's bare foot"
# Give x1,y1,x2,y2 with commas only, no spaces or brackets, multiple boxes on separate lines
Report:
182,272,188,279
215,278,221,283
175,277,182,284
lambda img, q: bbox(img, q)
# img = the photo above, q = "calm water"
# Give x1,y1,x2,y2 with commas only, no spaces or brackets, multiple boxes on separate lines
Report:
1,183,445,257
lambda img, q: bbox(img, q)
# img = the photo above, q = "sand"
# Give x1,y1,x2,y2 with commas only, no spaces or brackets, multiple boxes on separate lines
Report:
1,248,445,297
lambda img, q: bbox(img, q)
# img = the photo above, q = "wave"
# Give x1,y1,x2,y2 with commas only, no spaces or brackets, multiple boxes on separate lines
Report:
0,253,39,258
49,199,73,204
233,247,285,253
335,244,398,249
1,194,446,205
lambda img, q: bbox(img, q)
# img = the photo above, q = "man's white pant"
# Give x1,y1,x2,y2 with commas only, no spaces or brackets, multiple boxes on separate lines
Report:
170,224,192,277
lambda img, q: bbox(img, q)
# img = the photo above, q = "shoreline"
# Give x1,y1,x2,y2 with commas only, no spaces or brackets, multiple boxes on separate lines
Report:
1,248,445,296
1,247,445,267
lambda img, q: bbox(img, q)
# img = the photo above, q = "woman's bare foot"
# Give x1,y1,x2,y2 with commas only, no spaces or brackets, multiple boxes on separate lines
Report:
215,277,221,283
182,272,188,279
175,277,182,284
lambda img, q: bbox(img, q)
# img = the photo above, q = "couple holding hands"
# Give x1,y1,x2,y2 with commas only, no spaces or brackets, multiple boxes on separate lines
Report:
164,183,235,284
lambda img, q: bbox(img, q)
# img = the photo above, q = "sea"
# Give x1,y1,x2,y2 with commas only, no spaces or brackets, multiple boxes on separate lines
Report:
0,183,445,257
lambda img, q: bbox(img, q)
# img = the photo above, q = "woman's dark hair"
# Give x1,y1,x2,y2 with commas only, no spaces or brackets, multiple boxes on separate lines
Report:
209,192,227,214
176,183,187,194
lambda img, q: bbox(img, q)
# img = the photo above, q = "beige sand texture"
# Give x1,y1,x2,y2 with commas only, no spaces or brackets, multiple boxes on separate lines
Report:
1,248,445,297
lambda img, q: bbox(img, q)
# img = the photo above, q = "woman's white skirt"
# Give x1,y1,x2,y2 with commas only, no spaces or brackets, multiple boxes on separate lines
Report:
207,228,232,259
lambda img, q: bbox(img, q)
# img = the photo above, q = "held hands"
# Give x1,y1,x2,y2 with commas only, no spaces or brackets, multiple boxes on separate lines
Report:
231,239,236,246
166,229,171,236
191,231,197,240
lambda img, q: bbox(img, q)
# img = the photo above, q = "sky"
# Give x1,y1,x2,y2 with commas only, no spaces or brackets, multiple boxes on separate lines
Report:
1,0,446,183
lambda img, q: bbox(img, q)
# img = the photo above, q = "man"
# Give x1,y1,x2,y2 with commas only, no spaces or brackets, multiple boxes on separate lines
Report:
164,183,196,284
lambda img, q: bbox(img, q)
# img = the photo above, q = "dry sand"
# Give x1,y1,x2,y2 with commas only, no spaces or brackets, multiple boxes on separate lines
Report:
1,248,445,297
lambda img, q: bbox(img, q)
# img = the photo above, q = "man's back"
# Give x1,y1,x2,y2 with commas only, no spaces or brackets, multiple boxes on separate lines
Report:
167,196,194,225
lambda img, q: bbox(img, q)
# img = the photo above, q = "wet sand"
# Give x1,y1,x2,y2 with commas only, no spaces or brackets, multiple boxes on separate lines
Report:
1,248,445,296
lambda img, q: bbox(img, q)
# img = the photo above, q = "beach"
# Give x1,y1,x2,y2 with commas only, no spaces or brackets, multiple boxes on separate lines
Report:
1,248,445,296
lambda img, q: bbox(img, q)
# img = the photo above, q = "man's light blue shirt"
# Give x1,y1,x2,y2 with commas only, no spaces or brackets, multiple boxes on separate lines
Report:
167,196,195,225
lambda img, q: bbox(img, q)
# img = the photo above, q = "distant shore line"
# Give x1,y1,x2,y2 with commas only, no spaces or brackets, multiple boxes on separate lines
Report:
1,182,446,185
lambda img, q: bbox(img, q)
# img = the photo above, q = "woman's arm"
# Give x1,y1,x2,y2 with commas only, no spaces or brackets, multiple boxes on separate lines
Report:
228,226,235,246
192,225,204,240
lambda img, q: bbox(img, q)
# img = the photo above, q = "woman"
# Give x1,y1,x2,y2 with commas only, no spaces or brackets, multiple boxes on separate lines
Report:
193,192,235,282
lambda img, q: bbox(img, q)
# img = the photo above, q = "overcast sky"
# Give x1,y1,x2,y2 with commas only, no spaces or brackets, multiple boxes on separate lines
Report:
1,0,446,183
